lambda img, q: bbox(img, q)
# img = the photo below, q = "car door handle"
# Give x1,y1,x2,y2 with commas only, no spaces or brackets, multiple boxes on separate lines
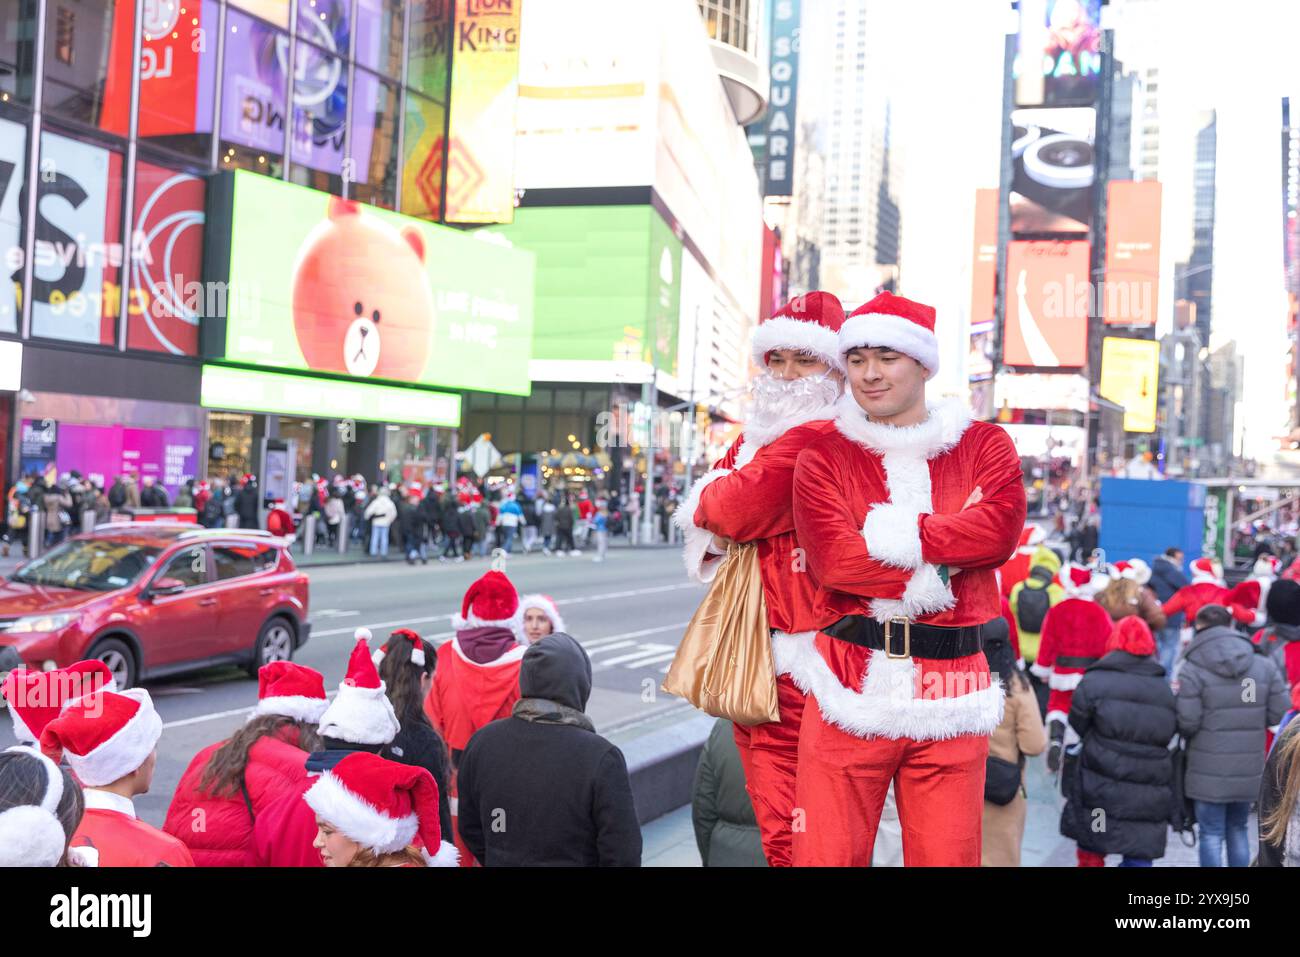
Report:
198,598,219,607
260,588,274,596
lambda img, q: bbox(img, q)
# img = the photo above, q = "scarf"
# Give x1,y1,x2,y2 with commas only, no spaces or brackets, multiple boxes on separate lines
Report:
511,697,595,732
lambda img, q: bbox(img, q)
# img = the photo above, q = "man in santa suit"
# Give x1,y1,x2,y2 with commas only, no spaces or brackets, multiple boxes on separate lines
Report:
1161,557,1258,627
786,291,1027,867
1029,563,1113,771
673,290,846,867
41,687,195,866
997,524,1048,600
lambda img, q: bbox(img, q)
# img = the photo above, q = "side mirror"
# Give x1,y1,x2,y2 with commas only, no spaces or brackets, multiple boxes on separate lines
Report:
148,577,186,599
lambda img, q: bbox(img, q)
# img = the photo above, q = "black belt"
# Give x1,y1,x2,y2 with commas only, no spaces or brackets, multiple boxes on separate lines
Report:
1054,655,1099,669
822,614,984,660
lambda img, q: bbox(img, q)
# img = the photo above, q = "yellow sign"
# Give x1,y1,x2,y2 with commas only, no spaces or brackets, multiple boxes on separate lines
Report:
1099,337,1160,433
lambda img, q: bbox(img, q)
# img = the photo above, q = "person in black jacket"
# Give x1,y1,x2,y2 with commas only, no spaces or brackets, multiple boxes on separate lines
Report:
1060,615,1177,866
1149,547,1189,681
377,629,453,843
456,632,641,866
439,493,463,562
235,476,260,529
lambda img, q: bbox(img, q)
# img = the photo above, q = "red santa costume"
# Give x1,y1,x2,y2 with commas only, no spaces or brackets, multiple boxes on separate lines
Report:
673,290,846,867
41,688,195,867
998,524,1048,600
163,661,328,866
786,292,1027,867
1029,564,1113,754
1161,557,1257,625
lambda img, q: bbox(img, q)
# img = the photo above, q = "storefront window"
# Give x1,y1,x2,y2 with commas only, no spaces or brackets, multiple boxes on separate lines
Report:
31,129,124,346
349,69,399,208
218,8,288,176
354,0,403,76
399,91,445,221
385,425,437,484
276,416,315,482
230,0,290,29
0,0,38,106
135,0,221,160
207,412,253,481
0,110,29,335
405,0,451,100
295,0,349,55
126,157,205,355
288,40,347,194
44,0,132,137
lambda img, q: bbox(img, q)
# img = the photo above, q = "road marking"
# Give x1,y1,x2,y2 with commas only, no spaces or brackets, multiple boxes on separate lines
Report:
312,609,360,620
584,640,638,656
596,643,677,668
619,649,680,669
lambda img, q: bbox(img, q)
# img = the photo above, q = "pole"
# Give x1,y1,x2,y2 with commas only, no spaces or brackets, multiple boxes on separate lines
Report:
641,365,658,544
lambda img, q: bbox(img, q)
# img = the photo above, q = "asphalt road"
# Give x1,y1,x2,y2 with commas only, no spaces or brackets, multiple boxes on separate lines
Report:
0,545,707,828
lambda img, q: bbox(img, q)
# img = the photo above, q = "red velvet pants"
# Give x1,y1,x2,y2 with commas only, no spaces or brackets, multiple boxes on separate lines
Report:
732,674,805,867
791,693,989,867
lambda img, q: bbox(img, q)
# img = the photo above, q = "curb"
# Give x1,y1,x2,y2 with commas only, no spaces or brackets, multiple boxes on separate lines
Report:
617,712,714,825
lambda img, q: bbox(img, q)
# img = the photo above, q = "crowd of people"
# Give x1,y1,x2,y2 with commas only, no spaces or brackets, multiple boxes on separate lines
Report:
0,569,641,867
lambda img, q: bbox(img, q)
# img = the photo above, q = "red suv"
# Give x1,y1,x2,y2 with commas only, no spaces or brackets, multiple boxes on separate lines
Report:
0,524,310,689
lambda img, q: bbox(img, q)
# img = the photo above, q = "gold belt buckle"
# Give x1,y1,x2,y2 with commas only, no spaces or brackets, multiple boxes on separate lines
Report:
883,616,912,659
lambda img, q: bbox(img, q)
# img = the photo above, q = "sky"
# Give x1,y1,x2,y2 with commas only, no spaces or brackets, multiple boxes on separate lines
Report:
843,0,1299,462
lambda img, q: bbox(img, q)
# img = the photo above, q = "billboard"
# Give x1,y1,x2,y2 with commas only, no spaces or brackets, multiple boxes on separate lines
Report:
209,170,534,395
1103,180,1161,326
1009,107,1095,235
445,0,521,223
487,204,682,381
993,371,1088,413
0,116,26,334
970,188,999,332
1099,336,1159,433
762,0,801,196
1013,0,1103,108
127,160,206,355
1002,239,1089,369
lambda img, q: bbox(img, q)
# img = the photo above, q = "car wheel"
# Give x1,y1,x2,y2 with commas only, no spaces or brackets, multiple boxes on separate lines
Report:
248,617,296,676
91,638,137,690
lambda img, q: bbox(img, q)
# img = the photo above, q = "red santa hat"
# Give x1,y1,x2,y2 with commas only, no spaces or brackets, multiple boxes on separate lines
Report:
1058,562,1107,598
1106,615,1156,657
838,291,940,379
1018,524,1047,549
2,662,117,745
1190,556,1224,585
519,593,566,637
254,661,328,723
0,745,71,867
1120,558,1152,586
750,291,847,371
304,751,457,865
372,628,427,668
1225,579,1261,615
316,630,399,746
39,688,162,787
454,570,523,638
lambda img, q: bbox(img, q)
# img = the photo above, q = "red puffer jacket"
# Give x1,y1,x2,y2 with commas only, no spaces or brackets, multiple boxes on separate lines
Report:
163,727,311,866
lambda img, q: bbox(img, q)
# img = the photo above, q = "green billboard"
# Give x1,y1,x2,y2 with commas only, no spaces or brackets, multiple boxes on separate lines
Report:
208,171,535,396
488,205,682,374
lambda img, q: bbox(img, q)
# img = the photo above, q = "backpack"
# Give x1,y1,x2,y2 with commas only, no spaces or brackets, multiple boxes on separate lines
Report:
108,483,126,508
1016,582,1052,634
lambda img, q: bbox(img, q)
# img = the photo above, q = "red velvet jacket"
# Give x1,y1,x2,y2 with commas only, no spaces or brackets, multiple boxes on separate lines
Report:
72,791,195,867
424,635,525,753
163,727,312,867
1029,596,1115,724
782,395,1026,740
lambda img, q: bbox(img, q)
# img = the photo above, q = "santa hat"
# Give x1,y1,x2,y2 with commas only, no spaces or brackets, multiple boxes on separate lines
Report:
1018,525,1047,549
303,752,458,866
1106,615,1156,657
316,630,399,746
40,688,162,787
519,594,566,638
0,745,69,867
2,662,117,745
750,291,847,371
1190,557,1224,585
372,628,428,668
454,570,523,639
1059,562,1106,599
838,291,940,379
1253,554,1281,578
1108,558,1152,587
254,661,328,723
1225,579,1261,615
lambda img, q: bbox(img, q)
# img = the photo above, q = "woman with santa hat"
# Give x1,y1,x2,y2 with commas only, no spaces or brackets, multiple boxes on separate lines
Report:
520,594,566,644
306,751,456,867
0,745,91,866
163,661,328,865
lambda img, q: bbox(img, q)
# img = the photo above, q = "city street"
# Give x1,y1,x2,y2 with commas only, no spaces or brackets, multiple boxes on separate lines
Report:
0,545,704,828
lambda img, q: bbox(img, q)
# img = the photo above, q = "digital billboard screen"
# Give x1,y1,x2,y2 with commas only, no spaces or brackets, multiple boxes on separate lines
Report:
1002,239,1090,369
1014,0,1103,108
1099,336,1160,432
1103,180,1161,326
1010,107,1096,236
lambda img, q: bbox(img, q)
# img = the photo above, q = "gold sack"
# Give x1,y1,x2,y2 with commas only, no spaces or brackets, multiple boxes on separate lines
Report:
661,543,779,726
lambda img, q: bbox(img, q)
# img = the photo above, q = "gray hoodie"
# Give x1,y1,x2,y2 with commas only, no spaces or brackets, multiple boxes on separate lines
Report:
1176,624,1291,803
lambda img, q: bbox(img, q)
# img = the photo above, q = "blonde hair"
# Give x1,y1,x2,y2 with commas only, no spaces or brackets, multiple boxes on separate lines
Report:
347,845,427,868
1261,728,1300,848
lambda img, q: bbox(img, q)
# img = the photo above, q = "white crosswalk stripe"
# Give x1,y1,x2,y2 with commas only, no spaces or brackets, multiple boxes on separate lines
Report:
594,643,677,669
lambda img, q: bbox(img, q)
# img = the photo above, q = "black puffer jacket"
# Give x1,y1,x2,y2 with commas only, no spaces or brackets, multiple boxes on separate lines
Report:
382,715,453,842
1061,651,1177,859
1175,624,1290,803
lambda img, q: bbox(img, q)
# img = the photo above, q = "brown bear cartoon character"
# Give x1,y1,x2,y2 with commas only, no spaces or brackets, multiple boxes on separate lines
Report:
291,195,434,381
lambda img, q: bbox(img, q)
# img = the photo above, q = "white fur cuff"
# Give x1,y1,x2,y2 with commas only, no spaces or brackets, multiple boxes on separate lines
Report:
675,468,732,584
862,503,924,569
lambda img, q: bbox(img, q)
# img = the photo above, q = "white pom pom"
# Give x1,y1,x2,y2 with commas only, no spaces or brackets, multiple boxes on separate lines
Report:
371,648,387,667
410,646,426,667
354,627,373,643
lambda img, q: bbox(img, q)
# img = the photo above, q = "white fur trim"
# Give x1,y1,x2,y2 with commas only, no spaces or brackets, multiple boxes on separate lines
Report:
304,772,418,853
519,595,566,636
424,840,460,867
771,630,812,677
774,632,1004,740
1026,525,1046,546
839,313,940,378
833,393,972,457
751,316,844,371
63,689,162,788
256,694,328,724
449,636,528,668
1029,661,1053,682
317,682,400,746
736,403,838,459
1045,709,1069,727
8,706,37,745
1048,670,1086,691
862,502,924,569
0,805,68,866
67,845,99,867
870,563,957,623
674,468,732,584
452,605,526,645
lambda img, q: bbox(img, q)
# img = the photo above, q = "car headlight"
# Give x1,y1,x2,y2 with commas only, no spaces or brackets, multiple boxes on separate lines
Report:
8,613,77,634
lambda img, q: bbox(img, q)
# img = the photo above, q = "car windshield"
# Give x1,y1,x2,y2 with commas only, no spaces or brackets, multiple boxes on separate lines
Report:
11,540,162,591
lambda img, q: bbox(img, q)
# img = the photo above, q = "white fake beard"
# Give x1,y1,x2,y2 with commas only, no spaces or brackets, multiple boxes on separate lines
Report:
745,369,842,441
